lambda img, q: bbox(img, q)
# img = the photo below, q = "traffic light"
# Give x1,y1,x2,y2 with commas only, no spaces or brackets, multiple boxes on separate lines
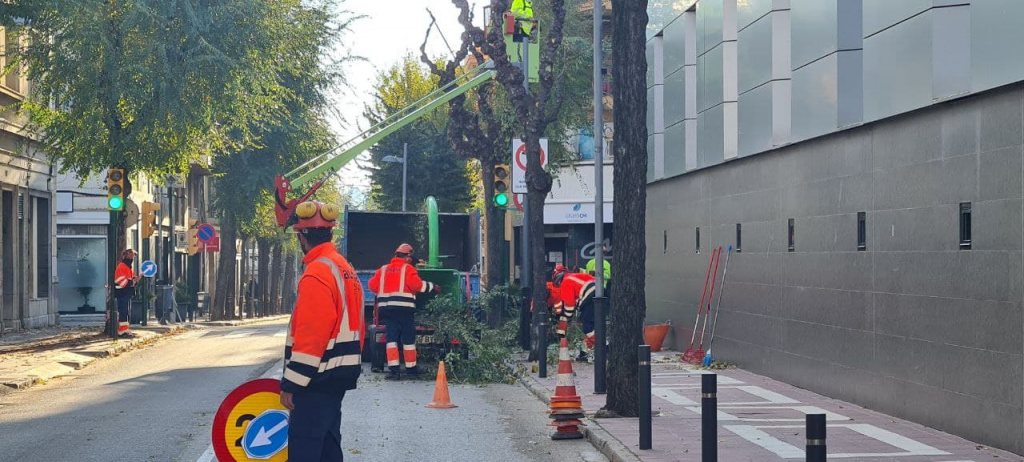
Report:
106,168,125,211
493,164,511,208
187,228,200,256
141,201,161,238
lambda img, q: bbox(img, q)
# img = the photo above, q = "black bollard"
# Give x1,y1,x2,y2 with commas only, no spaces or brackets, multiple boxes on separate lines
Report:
594,296,608,394
702,374,717,462
538,320,548,378
806,413,826,462
639,344,652,450
519,286,532,350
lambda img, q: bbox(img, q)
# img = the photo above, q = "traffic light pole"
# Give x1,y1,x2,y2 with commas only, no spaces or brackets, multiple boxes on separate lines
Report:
107,209,120,339
592,0,607,395
141,238,150,326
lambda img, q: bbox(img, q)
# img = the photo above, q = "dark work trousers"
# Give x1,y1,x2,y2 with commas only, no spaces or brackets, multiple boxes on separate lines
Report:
578,297,595,336
382,308,416,371
288,389,345,462
116,295,131,326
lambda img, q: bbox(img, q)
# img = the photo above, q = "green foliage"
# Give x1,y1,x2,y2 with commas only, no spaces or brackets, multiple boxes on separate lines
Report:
3,0,304,179
365,55,473,213
417,286,523,384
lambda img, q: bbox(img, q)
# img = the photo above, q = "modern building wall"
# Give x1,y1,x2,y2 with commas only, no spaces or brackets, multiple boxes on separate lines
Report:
646,0,1024,454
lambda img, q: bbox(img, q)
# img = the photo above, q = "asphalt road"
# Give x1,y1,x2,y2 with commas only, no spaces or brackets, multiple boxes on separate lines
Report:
0,320,606,462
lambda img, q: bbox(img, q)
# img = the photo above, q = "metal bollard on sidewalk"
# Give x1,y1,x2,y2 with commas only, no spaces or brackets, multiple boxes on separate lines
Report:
639,344,652,450
806,413,826,461
702,373,717,462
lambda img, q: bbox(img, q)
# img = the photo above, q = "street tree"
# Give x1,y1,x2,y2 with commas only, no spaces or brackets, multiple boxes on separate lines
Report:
423,1,590,292
448,0,572,320
364,56,474,213
604,0,648,417
208,1,351,319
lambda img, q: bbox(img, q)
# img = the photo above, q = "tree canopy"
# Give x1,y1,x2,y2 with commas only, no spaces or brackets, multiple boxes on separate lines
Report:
364,55,473,213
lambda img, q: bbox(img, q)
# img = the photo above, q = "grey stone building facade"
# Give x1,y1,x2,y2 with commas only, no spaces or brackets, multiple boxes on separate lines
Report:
646,0,1024,454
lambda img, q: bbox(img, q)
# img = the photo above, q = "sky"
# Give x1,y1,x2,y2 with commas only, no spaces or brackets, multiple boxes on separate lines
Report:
326,0,472,196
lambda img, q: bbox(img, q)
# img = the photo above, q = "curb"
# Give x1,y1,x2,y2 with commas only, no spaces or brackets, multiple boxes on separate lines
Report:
198,315,290,327
518,373,643,462
0,324,189,391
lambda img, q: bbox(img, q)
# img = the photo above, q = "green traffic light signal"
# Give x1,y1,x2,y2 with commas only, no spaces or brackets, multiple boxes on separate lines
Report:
108,196,124,210
493,192,509,207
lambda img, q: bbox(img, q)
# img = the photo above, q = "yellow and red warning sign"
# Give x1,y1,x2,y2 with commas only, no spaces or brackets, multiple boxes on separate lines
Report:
212,378,289,461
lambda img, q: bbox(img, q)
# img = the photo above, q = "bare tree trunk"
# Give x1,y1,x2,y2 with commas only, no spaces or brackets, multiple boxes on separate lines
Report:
282,249,297,313
269,243,283,314
212,214,238,321
604,0,649,417
257,238,270,317
239,237,249,319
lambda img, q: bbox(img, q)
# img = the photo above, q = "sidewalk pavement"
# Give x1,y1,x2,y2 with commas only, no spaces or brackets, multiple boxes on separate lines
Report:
521,350,1019,462
0,324,192,392
197,314,290,327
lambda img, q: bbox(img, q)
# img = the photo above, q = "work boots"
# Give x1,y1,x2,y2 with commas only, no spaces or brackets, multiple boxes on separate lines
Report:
405,366,422,376
384,368,401,381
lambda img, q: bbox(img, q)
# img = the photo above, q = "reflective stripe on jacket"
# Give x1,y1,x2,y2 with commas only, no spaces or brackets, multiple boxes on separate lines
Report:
114,262,134,298
282,243,365,395
557,273,596,320
368,258,435,310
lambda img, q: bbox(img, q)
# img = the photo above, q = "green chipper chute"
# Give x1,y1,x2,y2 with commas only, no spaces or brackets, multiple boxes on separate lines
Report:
416,196,465,304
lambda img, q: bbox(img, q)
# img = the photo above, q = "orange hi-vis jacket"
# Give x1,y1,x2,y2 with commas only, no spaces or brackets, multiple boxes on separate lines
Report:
546,282,562,315
282,243,365,396
555,273,596,320
368,258,435,310
114,262,134,299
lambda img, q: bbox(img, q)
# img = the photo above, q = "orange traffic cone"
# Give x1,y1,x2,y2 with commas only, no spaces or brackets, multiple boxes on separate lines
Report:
548,338,584,440
426,361,458,409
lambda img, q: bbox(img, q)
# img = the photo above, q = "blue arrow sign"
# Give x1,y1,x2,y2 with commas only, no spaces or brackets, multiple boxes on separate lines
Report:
242,409,289,459
140,260,158,278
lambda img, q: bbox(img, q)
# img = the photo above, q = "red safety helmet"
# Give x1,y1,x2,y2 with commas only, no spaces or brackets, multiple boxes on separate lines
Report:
292,201,339,230
395,243,414,255
551,264,567,286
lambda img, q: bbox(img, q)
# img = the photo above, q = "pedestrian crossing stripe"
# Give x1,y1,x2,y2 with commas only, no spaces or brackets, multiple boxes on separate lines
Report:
212,378,289,462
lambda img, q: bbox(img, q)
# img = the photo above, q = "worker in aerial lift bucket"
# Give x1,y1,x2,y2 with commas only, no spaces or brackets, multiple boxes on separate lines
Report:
369,243,442,380
551,264,597,362
510,0,534,41
280,200,364,462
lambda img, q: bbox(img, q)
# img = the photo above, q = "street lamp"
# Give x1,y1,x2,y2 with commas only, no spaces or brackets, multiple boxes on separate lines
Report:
381,142,408,212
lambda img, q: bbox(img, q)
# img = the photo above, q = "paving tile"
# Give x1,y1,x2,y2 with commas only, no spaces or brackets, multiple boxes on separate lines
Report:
521,349,1022,461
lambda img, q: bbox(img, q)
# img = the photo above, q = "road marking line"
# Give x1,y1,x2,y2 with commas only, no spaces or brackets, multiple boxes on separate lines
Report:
686,405,850,422
652,388,698,405
224,330,256,339
273,330,286,337
724,424,951,459
196,446,214,462
730,386,800,405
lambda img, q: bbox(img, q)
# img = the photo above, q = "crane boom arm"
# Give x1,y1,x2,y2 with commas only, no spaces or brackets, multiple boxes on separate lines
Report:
275,62,496,227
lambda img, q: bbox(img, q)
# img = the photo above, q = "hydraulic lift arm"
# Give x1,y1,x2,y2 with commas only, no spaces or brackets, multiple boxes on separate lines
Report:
274,62,497,227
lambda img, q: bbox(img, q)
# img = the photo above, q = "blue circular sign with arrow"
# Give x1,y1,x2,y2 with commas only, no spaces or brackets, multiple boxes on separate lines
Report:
140,260,158,278
242,409,289,459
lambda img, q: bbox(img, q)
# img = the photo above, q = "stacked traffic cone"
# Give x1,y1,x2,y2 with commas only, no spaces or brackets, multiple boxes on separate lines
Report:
548,338,585,440
426,361,457,409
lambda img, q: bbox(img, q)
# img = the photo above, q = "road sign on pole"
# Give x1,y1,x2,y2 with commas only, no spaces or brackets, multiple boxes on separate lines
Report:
197,223,217,243
512,138,548,194
243,410,289,459
212,379,289,462
140,260,158,278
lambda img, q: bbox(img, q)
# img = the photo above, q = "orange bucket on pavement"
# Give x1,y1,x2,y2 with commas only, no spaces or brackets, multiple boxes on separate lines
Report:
645,323,671,352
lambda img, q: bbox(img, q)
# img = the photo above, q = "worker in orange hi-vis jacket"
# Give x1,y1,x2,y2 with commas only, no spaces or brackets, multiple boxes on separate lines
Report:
551,264,597,362
280,200,364,462
368,243,441,381
113,249,139,337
